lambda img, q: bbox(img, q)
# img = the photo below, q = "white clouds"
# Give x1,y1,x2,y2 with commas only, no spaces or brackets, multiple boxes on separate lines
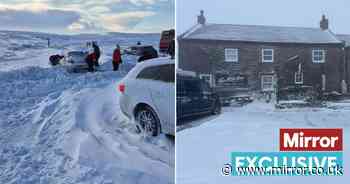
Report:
0,8,81,33
0,0,172,33
129,0,157,6
68,22,85,31
100,11,156,32
88,6,111,14
67,19,101,32
0,2,50,12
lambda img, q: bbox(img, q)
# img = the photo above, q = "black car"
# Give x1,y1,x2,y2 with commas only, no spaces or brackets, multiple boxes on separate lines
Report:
124,45,158,62
177,74,221,120
136,46,158,62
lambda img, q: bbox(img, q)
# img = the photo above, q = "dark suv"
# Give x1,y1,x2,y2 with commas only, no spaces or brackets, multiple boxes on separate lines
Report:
177,74,221,120
124,45,158,62
136,46,158,62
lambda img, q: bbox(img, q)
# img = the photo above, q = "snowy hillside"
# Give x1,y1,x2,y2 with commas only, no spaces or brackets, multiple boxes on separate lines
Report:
0,31,174,184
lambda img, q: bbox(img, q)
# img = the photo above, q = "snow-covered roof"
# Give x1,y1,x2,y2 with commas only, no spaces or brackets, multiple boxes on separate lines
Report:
336,34,350,47
137,56,174,67
180,23,343,44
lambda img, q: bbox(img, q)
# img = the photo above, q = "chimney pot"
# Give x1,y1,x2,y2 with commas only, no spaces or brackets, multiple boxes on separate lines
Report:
197,10,206,25
320,14,329,30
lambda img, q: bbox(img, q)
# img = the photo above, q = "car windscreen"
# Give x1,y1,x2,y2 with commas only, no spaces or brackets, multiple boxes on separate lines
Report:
68,51,86,57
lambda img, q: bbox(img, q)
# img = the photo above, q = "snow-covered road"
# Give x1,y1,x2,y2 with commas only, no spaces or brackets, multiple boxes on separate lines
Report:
177,102,350,184
0,31,174,184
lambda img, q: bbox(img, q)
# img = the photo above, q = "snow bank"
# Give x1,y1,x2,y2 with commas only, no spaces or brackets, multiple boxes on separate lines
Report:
0,31,174,184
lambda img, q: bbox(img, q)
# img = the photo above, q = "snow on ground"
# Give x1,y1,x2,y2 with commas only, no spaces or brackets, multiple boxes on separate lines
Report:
0,31,174,184
177,101,350,184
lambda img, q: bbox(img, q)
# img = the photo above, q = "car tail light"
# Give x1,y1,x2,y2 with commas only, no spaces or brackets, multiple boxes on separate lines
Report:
118,84,125,93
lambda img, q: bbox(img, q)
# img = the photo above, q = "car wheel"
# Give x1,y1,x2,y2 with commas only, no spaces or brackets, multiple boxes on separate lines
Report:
212,101,221,115
135,106,160,136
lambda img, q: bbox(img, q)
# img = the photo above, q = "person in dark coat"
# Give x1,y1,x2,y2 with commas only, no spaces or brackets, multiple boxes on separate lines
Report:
92,41,101,67
86,52,96,72
49,54,64,65
112,44,122,71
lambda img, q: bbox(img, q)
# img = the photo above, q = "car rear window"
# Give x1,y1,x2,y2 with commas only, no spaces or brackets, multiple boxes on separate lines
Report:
136,65,160,80
136,64,174,83
157,64,174,83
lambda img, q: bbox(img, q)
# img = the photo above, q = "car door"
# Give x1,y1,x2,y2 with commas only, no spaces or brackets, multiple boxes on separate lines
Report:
149,64,175,134
200,80,215,111
183,79,205,114
176,78,189,119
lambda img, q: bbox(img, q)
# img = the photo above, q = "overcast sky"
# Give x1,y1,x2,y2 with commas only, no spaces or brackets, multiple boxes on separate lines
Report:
177,0,350,35
0,0,174,34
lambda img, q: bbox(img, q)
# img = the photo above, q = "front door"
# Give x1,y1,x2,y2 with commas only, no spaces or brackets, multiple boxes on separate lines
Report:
261,75,274,92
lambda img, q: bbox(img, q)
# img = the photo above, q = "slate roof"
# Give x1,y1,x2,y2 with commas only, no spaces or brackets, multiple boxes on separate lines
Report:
336,34,350,47
180,23,342,44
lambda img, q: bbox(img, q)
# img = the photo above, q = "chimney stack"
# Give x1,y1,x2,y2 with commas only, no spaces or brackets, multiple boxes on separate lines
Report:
320,14,329,30
197,10,206,25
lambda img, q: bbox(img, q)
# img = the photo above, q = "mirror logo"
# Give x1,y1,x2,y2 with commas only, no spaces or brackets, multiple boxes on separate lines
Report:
227,129,343,176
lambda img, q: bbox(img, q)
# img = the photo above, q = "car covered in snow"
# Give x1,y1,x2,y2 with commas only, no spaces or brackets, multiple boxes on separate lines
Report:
177,73,221,120
66,51,88,67
118,57,175,136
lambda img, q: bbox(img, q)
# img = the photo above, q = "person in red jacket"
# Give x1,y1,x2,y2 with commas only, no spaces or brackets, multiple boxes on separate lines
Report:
112,44,122,71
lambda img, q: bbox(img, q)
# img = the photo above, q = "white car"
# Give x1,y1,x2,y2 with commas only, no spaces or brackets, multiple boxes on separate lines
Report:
118,57,175,136
66,51,88,69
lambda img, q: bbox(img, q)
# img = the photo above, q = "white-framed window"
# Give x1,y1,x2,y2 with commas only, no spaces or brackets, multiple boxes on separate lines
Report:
262,49,274,63
261,75,274,91
225,48,238,62
199,74,213,87
295,72,303,84
312,49,325,63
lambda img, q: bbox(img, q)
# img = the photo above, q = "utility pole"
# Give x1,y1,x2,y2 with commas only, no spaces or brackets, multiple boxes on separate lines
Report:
47,38,50,48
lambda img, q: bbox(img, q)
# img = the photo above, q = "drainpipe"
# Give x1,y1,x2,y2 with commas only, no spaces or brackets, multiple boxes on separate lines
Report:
341,44,348,94
345,46,349,94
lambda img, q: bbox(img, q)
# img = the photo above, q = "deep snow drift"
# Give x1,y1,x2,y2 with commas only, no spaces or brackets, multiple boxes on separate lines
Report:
177,101,349,184
0,31,174,184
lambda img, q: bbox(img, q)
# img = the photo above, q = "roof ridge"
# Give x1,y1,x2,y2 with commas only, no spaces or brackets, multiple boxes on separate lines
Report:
206,23,322,30
178,24,202,39
181,23,343,44
336,33,350,36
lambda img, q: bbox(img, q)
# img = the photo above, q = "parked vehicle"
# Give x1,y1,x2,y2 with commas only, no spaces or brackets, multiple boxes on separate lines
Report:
124,45,158,62
159,29,175,53
214,73,253,106
65,51,88,70
118,58,175,136
123,46,139,55
215,86,253,106
177,73,221,120
136,46,158,62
